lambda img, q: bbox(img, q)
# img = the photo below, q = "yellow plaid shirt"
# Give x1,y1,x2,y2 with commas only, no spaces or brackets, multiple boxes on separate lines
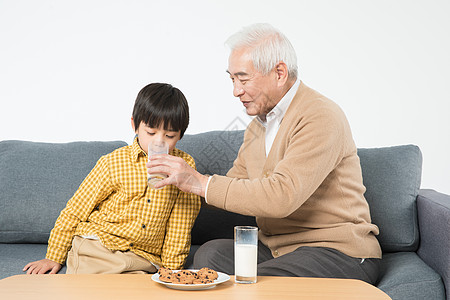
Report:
46,137,201,269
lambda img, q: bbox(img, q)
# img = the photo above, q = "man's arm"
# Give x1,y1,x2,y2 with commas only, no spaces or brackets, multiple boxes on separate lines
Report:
148,103,347,219
147,154,208,197
207,107,347,218
146,129,251,197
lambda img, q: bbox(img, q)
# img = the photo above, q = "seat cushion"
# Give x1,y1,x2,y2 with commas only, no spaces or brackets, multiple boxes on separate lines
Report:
0,140,127,243
377,252,445,300
358,145,422,252
0,243,67,279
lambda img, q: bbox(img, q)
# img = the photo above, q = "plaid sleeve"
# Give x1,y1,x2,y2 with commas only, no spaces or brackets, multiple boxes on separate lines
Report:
160,154,201,269
46,155,114,264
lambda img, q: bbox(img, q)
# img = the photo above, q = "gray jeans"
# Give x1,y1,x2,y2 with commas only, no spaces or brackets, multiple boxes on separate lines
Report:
193,239,380,285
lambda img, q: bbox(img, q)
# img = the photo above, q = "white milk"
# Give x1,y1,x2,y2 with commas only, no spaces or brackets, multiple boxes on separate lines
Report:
234,244,257,279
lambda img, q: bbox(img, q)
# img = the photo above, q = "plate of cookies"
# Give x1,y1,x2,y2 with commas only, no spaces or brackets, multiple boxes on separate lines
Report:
152,267,230,290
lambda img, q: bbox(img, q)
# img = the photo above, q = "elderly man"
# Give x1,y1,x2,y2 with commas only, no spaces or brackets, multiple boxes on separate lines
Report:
148,23,382,284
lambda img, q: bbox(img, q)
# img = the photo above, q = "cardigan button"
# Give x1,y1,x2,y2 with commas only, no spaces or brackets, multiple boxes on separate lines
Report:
274,250,279,256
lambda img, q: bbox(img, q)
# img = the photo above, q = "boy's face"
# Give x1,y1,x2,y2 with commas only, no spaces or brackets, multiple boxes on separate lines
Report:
131,119,181,154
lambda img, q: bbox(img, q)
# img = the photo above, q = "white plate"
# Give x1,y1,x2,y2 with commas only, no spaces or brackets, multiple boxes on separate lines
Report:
151,269,230,291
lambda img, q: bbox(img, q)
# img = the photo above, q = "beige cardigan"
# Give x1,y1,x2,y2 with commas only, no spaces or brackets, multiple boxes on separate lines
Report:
207,82,382,259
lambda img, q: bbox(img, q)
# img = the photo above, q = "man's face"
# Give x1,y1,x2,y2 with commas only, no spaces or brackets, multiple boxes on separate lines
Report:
227,48,279,117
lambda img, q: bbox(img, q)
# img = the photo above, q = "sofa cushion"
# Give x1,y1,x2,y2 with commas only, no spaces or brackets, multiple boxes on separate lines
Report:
0,243,67,279
177,130,245,176
417,189,450,300
377,252,445,300
0,140,127,243
358,145,422,253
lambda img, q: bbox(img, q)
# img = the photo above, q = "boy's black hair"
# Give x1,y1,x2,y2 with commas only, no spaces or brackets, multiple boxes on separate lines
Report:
132,83,189,138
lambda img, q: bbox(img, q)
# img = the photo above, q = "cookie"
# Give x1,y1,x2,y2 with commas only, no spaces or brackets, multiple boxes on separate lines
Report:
178,277,195,284
158,268,219,285
197,267,218,280
193,278,214,284
158,267,173,276
177,270,197,278
159,273,175,283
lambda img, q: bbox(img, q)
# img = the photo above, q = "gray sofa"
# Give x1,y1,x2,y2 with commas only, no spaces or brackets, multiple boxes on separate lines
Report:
0,130,448,300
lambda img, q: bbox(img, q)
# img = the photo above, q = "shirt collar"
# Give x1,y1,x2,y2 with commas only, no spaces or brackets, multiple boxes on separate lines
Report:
131,136,146,162
257,78,301,126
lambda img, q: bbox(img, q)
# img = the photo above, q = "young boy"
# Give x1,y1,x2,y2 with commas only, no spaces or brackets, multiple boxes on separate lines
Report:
23,83,201,274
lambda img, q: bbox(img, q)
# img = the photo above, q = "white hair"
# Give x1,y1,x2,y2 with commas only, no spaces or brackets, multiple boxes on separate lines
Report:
225,23,298,79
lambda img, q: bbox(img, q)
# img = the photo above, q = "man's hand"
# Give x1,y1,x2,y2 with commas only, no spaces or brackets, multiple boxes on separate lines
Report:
147,154,209,197
23,259,62,275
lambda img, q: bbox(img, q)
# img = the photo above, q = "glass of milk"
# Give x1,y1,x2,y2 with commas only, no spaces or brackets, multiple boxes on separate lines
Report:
234,226,258,284
147,140,169,189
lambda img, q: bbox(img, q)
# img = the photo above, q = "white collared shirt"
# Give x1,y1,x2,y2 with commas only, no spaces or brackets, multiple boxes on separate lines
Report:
257,78,301,157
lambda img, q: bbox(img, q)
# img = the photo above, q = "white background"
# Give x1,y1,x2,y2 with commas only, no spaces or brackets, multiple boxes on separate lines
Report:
1,0,449,194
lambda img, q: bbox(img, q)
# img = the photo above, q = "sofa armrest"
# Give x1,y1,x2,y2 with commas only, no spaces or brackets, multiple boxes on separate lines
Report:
417,189,450,299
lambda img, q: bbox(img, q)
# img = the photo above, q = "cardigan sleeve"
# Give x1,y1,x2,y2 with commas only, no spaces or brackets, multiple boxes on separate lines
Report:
206,104,348,218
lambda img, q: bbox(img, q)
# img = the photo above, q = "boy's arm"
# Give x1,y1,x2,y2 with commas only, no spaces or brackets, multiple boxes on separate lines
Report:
45,155,114,265
160,156,201,269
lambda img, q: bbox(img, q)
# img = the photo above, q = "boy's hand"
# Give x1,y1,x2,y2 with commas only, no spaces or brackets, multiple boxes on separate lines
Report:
147,154,208,197
23,259,62,274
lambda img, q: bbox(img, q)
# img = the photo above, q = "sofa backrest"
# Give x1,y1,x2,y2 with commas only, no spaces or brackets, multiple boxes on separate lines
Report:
179,131,423,252
0,140,127,244
358,145,422,252
0,133,423,254
177,130,245,176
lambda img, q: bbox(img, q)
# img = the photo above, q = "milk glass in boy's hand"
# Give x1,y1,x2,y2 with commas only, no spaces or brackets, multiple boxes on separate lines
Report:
147,140,169,189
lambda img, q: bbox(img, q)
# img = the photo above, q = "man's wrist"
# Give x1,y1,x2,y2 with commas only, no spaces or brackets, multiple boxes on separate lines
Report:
204,175,213,203
189,174,209,198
